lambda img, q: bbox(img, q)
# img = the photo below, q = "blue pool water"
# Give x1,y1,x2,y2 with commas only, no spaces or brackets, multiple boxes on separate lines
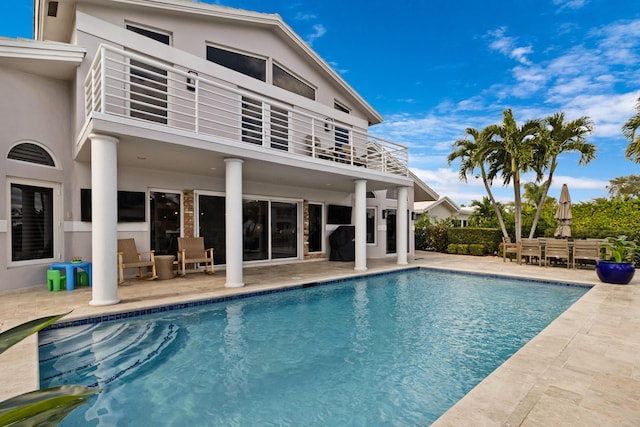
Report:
39,269,588,426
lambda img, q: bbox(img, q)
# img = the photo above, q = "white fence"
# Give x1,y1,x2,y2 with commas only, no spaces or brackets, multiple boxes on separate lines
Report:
85,45,408,176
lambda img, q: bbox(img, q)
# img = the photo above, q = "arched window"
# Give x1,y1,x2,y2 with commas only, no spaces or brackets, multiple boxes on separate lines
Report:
7,142,55,167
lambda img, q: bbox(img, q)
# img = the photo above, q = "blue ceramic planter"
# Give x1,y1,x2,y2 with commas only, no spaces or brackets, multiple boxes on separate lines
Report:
596,260,636,285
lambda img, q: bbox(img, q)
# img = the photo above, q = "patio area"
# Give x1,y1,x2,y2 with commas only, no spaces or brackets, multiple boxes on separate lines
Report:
1,251,639,425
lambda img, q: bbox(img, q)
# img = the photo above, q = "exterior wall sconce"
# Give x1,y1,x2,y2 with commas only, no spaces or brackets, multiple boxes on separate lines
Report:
382,209,387,219
187,70,198,92
324,117,334,132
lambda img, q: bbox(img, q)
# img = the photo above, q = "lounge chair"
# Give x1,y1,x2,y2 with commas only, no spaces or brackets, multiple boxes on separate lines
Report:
544,239,570,268
572,239,601,269
117,238,158,284
502,237,520,264
177,237,214,276
521,238,542,266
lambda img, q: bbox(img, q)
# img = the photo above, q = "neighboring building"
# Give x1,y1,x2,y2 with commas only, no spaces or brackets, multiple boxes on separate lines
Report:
0,0,437,304
414,197,473,226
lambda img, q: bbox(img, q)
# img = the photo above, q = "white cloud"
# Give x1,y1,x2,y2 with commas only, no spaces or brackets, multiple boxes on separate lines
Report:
295,12,317,21
553,0,590,11
306,24,326,46
487,27,533,65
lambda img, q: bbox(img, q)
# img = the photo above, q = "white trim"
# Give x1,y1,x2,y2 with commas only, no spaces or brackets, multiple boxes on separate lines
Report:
0,38,85,62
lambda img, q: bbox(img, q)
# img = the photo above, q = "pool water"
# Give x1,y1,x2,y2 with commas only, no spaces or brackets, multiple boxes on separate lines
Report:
39,269,588,426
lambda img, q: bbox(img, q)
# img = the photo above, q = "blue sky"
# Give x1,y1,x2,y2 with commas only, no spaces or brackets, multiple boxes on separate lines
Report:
3,0,639,205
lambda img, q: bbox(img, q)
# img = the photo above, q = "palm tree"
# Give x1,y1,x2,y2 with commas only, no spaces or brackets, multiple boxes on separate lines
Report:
469,196,504,227
622,97,640,163
523,182,545,208
528,112,595,238
448,127,510,239
485,109,542,242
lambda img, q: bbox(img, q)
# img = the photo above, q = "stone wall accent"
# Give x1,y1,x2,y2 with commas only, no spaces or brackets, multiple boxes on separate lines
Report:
182,189,194,238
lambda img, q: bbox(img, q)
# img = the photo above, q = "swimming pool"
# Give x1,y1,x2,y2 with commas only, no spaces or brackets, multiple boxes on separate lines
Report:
39,269,588,425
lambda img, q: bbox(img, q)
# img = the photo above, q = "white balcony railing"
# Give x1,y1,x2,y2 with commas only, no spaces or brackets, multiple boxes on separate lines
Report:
84,44,408,176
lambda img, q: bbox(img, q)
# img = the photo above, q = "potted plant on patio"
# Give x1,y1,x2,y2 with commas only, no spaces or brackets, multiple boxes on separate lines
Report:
596,235,639,285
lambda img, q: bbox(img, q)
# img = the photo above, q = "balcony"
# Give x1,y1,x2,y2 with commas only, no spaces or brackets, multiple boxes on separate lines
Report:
84,45,408,177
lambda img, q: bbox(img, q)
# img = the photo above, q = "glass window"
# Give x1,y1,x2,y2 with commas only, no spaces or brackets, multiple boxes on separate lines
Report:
127,25,170,124
243,200,269,261
198,195,226,265
308,204,322,253
126,24,171,45
366,208,376,244
272,64,315,100
334,101,350,113
270,106,289,150
386,208,397,254
129,60,168,124
207,46,266,81
271,202,297,259
8,143,55,167
10,183,54,261
242,97,262,145
150,191,181,256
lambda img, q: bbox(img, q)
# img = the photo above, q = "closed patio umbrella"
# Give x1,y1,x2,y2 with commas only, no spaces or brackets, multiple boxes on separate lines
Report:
554,183,572,238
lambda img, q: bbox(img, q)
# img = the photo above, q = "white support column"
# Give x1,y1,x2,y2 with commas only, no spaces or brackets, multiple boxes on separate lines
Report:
397,186,409,265
225,158,245,287
89,133,120,306
354,179,367,271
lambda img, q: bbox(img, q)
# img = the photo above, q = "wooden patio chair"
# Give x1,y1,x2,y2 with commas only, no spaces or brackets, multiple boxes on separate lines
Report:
117,238,157,284
572,239,601,269
177,237,214,276
502,237,520,264
521,238,542,266
544,239,570,268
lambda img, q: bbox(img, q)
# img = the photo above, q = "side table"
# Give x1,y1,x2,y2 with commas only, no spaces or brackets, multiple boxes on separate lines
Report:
155,255,176,280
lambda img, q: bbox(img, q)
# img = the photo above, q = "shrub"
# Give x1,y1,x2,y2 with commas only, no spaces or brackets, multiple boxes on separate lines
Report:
469,244,485,256
447,244,458,254
456,244,469,255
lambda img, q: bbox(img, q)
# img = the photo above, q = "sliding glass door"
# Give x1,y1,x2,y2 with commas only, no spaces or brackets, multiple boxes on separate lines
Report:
198,195,299,264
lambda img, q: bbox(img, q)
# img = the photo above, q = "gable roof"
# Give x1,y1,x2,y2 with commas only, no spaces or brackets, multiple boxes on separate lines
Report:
409,170,439,202
34,0,384,125
414,196,460,214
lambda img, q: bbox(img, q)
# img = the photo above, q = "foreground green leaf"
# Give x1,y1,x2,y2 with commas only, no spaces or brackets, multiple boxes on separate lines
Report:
0,385,99,426
0,312,71,355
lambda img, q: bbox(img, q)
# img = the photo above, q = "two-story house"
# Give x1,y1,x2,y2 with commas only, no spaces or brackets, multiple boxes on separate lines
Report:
0,0,437,305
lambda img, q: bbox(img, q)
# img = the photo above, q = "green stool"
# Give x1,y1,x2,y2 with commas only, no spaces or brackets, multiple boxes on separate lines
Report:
47,269,66,291
77,271,90,287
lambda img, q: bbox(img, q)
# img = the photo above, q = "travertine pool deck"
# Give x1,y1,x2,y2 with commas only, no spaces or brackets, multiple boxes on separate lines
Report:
1,251,638,425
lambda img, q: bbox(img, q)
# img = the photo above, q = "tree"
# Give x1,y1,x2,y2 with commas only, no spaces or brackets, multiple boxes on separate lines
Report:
523,182,545,208
622,96,640,163
447,127,510,239
527,112,595,238
607,175,640,198
485,109,541,242
468,196,503,227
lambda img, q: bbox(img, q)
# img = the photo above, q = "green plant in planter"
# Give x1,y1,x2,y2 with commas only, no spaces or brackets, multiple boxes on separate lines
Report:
0,312,100,426
600,235,639,264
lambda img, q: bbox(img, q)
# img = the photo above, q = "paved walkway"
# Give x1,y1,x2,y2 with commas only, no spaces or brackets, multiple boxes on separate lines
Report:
1,252,638,425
